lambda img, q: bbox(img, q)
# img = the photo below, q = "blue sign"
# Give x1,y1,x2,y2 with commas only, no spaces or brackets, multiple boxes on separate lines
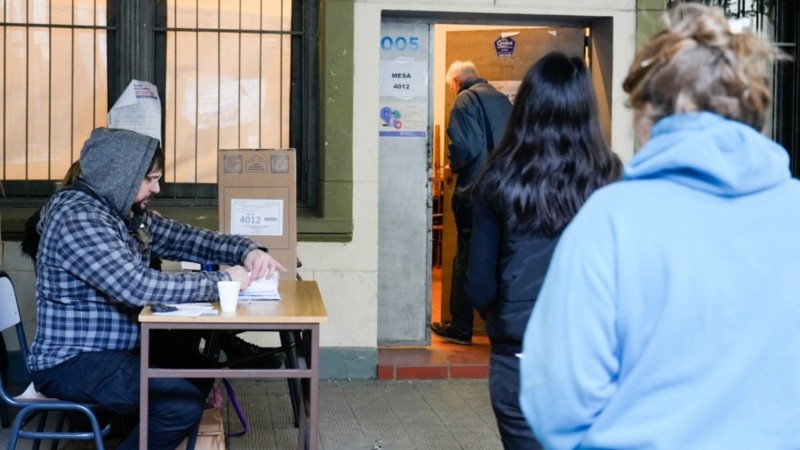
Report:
494,36,516,58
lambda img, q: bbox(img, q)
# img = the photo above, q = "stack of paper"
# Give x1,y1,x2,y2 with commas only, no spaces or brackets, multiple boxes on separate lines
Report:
239,272,281,301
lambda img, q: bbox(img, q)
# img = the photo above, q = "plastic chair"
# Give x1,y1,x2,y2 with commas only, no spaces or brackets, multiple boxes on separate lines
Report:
0,271,114,450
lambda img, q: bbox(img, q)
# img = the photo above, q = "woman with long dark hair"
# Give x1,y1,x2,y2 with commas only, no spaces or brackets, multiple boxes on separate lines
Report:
466,52,621,449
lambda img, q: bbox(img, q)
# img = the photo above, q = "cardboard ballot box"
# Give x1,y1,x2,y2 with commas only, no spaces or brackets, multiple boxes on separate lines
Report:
218,149,297,280
177,409,225,450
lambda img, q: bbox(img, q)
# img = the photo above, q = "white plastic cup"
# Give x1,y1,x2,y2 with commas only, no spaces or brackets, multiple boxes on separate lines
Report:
218,281,241,312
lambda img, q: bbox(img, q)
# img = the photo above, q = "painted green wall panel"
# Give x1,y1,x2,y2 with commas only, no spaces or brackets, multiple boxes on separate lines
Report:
320,347,377,380
637,0,667,10
321,181,354,217
636,10,667,50
315,0,355,240
5,348,380,384
320,0,355,184
636,0,668,51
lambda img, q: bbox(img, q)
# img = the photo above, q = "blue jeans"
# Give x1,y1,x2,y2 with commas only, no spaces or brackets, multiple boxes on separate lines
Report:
489,353,543,450
32,334,212,450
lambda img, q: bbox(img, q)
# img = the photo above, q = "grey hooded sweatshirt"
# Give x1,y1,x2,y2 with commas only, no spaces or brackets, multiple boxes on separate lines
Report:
80,127,159,217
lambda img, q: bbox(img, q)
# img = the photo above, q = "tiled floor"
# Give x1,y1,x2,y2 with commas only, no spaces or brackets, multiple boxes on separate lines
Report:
377,266,491,381
1,378,503,449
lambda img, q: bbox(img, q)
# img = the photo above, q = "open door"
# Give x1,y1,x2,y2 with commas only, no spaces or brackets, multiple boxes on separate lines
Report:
378,21,433,346
437,26,587,333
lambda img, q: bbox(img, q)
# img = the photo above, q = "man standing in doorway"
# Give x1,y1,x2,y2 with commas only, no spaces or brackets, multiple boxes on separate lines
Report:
431,61,512,344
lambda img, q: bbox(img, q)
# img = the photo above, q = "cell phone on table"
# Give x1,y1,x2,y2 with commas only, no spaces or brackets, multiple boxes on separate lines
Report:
151,303,178,313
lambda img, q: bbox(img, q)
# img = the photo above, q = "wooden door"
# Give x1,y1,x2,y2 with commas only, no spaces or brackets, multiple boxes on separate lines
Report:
438,26,586,332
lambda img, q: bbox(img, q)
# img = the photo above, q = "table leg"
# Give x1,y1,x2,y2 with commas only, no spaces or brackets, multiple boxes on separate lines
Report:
280,330,302,428
296,326,320,450
139,324,151,449
297,332,308,450
309,325,319,450
298,326,319,450
298,396,308,450
203,330,222,360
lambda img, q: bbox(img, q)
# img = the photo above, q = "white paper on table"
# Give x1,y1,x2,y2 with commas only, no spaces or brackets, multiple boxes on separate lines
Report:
152,303,216,317
239,272,280,301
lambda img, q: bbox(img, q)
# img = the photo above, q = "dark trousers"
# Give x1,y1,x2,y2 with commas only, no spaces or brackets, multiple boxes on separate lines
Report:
449,232,474,335
31,331,213,450
449,188,475,334
489,353,543,450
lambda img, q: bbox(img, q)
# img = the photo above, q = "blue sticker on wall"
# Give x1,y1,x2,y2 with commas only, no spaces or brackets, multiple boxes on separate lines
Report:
494,36,516,58
380,106,403,130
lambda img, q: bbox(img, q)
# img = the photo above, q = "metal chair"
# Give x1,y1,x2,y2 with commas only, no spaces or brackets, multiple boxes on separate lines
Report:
1,333,10,428
0,271,114,449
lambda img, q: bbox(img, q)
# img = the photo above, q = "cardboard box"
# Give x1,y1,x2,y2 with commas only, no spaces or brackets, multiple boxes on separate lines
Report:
177,408,226,450
218,149,297,280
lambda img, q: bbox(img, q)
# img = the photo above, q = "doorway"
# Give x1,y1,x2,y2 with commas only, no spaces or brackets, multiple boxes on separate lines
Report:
433,25,588,339
377,14,614,354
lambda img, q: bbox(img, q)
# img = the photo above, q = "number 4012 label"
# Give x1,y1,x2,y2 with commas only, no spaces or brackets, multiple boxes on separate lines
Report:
230,199,284,236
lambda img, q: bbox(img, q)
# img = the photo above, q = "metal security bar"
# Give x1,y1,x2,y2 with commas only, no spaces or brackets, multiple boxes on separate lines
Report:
162,0,293,185
0,0,109,196
0,1,317,207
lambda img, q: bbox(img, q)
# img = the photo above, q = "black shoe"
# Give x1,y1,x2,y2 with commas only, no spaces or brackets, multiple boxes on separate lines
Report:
219,332,286,369
430,321,471,345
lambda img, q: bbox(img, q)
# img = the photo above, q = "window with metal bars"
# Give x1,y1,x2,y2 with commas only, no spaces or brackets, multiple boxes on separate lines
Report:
0,0,317,208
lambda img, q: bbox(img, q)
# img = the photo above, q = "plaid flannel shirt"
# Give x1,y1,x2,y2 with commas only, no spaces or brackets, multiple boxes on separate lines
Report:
29,189,260,371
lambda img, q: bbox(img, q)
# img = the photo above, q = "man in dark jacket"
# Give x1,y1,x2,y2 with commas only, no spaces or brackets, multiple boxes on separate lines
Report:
431,61,512,344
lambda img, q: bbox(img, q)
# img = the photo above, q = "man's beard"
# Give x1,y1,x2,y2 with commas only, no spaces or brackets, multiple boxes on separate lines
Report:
132,200,148,215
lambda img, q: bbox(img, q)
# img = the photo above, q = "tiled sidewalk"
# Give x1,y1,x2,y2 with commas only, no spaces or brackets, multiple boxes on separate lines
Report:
1,378,503,449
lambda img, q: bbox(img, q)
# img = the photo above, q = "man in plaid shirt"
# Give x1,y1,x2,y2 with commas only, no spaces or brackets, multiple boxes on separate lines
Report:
28,127,285,450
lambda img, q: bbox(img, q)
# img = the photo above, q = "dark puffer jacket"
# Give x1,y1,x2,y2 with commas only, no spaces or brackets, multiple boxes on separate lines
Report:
466,198,559,355
447,77,512,191
447,78,512,232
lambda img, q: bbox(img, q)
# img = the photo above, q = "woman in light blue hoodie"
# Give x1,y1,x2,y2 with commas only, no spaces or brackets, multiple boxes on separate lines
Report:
519,4,799,449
